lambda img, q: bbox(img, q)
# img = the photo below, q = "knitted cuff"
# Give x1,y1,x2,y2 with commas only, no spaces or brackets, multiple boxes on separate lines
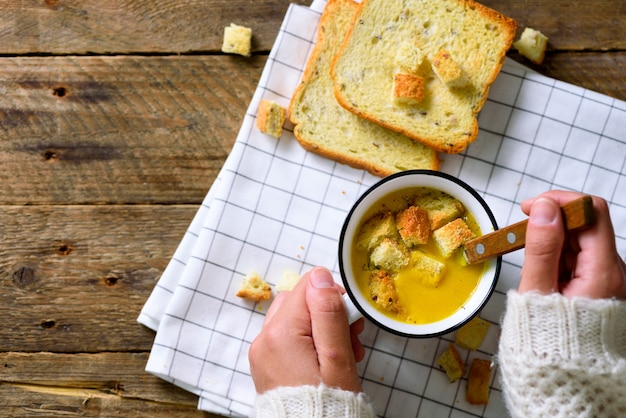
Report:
254,384,376,418
499,290,626,368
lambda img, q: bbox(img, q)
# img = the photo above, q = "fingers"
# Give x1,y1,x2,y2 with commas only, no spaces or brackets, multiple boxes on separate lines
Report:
305,267,362,392
350,318,366,362
520,191,625,299
519,197,564,294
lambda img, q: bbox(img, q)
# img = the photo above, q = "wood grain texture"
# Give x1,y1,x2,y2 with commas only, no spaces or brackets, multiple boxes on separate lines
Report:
0,0,310,54
1,0,624,416
0,55,265,204
0,205,195,352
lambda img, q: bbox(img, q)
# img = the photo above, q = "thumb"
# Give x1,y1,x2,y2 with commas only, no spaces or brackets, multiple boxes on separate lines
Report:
305,267,361,392
519,197,564,294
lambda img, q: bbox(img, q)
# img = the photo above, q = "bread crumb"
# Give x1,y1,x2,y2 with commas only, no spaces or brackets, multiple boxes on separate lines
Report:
514,27,548,64
455,317,491,350
256,99,286,138
392,73,425,104
437,343,466,382
433,218,474,258
275,269,301,292
396,205,430,246
466,358,492,405
222,23,252,56
431,50,467,88
236,270,272,301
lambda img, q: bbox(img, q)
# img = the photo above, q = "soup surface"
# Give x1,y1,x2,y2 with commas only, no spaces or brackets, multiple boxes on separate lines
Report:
351,187,487,324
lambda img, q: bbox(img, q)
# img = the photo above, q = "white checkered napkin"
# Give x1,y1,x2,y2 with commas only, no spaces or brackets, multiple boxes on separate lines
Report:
139,0,626,416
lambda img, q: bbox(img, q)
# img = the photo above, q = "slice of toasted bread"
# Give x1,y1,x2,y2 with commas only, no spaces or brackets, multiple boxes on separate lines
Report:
331,0,517,153
289,0,439,177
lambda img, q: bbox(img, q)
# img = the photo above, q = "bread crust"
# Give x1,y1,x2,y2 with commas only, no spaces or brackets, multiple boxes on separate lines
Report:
331,0,517,154
289,0,439,177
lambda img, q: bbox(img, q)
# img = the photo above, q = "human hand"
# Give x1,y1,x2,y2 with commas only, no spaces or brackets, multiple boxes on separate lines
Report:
519,190,626,299
249,267,365,394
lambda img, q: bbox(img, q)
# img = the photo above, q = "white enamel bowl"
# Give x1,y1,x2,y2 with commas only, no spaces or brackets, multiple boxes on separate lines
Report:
338,170,501,338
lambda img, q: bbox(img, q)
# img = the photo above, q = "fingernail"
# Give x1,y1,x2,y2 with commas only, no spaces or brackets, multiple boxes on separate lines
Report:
310,268,334,288
531,198,558,225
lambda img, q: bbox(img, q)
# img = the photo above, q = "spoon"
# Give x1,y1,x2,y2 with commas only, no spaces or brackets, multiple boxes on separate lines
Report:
464,195,595,265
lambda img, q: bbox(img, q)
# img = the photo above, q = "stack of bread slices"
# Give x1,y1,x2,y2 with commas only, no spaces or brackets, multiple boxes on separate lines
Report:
289,0,517,177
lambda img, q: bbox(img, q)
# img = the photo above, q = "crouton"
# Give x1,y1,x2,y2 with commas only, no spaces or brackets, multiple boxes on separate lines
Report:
434,218,474,258
437,343,466,382
466,358,493,405
256,99,287,138
275,269,301,292
236,270,272,301
356,211,398,251
221,23,252,56
431,50,467,88
414,190,465,230
370,237,409,271
455,317,491,350
369,270,402,313
392,73,425,104
394,41,424,73
409,250,445,287
514,27,548,65
396,205,430,246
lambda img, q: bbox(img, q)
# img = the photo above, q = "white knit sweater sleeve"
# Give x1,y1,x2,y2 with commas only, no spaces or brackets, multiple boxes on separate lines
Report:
498,290,626,418
253,384,376,418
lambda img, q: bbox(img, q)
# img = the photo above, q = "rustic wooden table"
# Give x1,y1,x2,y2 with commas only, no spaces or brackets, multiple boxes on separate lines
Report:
1,1,624,416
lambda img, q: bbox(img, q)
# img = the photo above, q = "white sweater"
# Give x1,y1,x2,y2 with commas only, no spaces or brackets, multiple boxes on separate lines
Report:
498,291,626,418
254,291,626,417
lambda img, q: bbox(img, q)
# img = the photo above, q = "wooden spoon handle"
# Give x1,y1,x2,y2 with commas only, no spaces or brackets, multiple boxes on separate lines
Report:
464,195,595,265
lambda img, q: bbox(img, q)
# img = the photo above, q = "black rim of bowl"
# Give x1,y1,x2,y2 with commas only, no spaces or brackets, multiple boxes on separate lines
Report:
338,169,502,338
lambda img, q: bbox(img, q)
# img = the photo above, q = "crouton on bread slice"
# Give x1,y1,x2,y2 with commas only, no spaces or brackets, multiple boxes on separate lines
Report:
466,358,493,405
236,271,272,301
392,73,425,104
356,211,399,251
431,50,467,88
434,218,474,258
289,0,439,177
331,0,517,153
369,270,403,313
414,190,465,230
396,205,430,246
437,343,466,382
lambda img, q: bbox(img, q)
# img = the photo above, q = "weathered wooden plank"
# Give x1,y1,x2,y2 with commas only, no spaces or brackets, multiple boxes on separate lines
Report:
0,55,265,205
0,1,623,55
0,384,218,417
482,0,626,51
0,205,197,352
0,352,203,407
539,52,626,103
0,0,310,55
